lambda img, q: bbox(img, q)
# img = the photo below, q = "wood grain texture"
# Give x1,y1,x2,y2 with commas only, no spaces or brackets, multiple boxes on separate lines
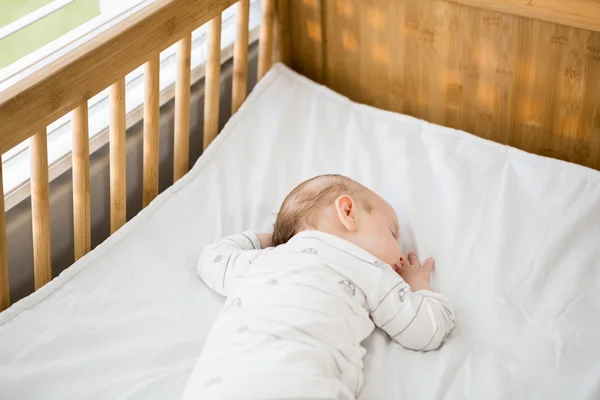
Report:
275,0,292,65
446,0,600,33
30,131,52,290
72,104,91,260
291,0,600,169
174,34,192,182
109,78,126,234
289,0,324,83
204,15,222,150
0,164,8,311
143,55,160,208
232,0,249,113
258,0,276,79
0,0,237,155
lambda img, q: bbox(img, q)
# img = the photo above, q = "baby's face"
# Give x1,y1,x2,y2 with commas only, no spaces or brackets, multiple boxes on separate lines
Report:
351,191,403,268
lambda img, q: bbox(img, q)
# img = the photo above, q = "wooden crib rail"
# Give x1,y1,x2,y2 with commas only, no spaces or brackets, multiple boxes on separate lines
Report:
143,55,161,208
204,15,223,150
174,34,193,183
446,0,600,32
232,0,250,113
72,104,91,261
258,0,275,80
30,132,53,290
109,78,127,234
0,0,237,155
0,0,281,310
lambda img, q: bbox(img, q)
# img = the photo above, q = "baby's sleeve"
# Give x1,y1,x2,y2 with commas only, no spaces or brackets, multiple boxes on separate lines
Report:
367,266,455,351
197,231,264,297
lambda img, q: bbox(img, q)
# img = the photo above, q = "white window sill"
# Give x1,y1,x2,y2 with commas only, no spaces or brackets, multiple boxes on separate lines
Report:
1,1,262,211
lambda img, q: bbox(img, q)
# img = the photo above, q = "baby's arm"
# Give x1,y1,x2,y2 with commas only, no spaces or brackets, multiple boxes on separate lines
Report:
197,231,270,297
367,255,455,351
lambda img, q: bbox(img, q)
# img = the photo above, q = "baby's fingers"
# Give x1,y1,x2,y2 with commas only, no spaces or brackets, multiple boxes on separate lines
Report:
422,257,435,271
408,252,419,267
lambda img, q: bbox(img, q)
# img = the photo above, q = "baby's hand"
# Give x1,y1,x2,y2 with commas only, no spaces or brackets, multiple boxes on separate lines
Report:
256,233,274,249
397,253,435,292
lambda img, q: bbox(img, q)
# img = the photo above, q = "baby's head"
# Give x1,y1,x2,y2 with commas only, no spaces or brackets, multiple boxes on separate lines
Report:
273,174,403,268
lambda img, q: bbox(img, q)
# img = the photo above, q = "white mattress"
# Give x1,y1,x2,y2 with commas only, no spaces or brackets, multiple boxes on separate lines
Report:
1,64,600,400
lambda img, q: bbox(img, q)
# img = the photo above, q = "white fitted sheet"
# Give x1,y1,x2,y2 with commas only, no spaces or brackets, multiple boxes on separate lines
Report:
1,64,600,400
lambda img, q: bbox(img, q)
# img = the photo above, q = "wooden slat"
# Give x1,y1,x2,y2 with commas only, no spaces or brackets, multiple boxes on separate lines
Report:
232,0,249,114
30,131,52,290
0,0,238,155
72,104,91,260
174,34,192,182
204,15,222,150
0,163,9,311
445,0,600,32
276,0,292,65
258,0,275,80
143,55,160,207
109,78,126,234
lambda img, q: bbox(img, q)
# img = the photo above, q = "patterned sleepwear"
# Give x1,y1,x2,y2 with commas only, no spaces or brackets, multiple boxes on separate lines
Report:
183,230,455,400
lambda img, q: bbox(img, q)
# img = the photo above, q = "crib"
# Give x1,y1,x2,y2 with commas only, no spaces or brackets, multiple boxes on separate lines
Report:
1,0,600,398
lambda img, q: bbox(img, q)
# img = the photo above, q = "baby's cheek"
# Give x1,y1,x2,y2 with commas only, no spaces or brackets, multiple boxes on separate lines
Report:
383,251,400,267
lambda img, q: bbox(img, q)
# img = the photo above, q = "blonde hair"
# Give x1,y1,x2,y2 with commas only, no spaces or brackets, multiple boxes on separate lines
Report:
272,174,372,246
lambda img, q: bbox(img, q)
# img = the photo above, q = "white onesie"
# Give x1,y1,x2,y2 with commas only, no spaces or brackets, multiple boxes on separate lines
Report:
183,230,455,400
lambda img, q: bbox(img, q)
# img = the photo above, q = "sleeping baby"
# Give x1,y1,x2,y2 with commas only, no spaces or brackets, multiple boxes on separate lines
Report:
183,174,455,399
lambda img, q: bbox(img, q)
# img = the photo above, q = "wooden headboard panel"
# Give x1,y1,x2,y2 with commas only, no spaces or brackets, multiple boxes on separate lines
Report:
287,0,600,170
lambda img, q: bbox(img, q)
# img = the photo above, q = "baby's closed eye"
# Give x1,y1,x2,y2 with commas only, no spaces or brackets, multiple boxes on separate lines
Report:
390,222,399,239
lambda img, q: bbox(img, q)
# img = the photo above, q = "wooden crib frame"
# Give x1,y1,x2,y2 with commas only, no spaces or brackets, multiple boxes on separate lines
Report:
1,0,599,311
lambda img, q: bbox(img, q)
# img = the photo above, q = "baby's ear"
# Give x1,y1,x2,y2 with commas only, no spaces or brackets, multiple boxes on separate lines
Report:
335,195,357,232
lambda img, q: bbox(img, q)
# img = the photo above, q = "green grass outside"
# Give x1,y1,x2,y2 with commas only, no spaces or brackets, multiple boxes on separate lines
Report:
0,0,100,69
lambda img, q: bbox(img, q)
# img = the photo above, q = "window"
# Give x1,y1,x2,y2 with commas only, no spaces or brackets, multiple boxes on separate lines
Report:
0,0,262,209
0,0,103,70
